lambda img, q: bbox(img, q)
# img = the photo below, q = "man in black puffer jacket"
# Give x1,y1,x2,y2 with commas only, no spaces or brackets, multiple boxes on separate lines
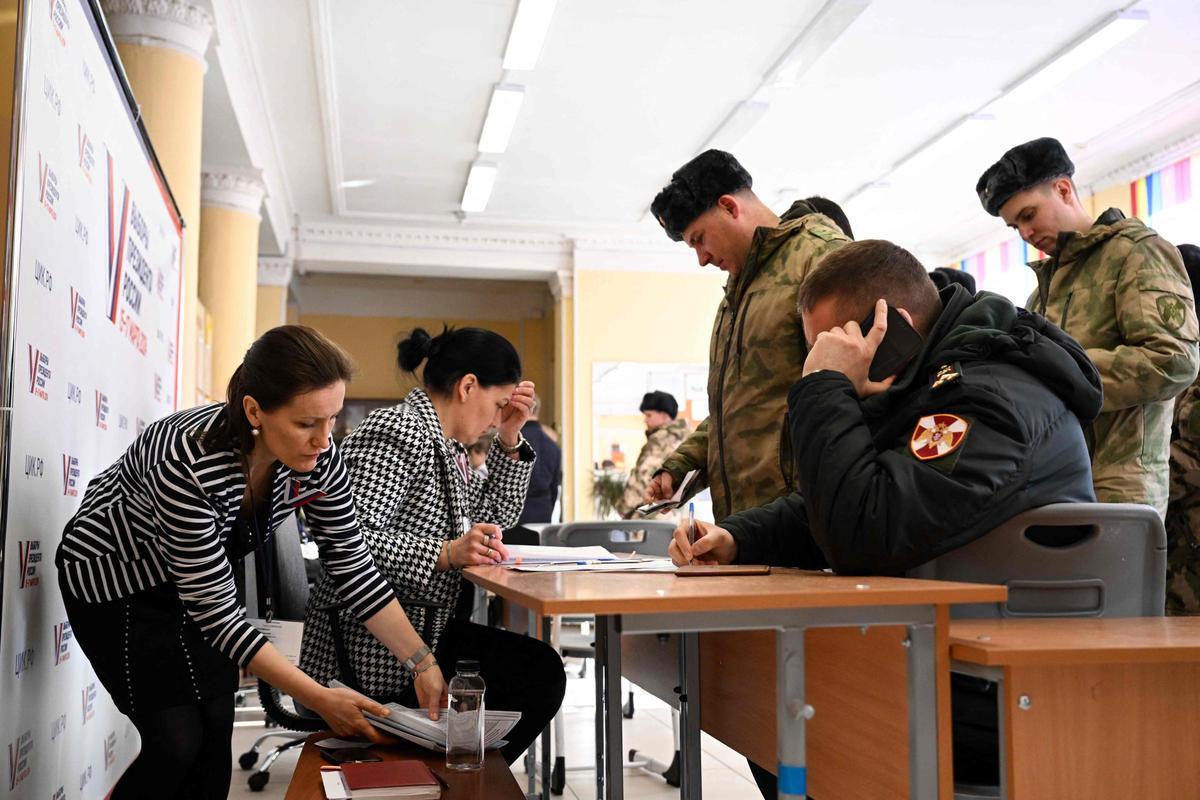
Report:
668,239,1102,795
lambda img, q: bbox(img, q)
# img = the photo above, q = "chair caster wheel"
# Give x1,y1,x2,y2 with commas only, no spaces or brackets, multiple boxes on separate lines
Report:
248,771,270,791
238,751,258,770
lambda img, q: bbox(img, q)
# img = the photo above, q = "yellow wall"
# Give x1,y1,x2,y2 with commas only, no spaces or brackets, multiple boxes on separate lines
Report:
255,285,288,338
1089,183,1133,218
298,313,554,423
571,269,726,519
198,205,259,392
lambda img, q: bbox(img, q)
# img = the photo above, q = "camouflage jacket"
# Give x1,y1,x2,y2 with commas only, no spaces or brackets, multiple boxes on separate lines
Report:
1027,208,1199,513
659,200,850,521
615,418,691,518
1167,381,1200,612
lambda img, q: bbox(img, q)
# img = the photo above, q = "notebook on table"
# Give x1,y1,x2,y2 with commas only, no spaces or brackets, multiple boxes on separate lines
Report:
320,760,442,799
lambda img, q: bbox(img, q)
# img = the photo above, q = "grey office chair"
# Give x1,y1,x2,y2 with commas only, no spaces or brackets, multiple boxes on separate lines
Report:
911,502,1166,619
912,502,1167,800
546,520,680,793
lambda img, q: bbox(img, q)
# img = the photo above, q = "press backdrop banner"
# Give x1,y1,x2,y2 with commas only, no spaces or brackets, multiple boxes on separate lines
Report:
0,0,183,796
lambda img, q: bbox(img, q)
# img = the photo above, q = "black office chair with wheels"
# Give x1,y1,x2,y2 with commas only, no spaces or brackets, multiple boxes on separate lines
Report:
238,514,443,791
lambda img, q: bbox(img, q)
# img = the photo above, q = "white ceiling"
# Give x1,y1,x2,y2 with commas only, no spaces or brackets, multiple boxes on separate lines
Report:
198,0,1200,276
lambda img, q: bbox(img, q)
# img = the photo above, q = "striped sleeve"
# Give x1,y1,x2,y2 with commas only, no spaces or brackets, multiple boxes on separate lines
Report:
305,445,396,621
146,458,269,666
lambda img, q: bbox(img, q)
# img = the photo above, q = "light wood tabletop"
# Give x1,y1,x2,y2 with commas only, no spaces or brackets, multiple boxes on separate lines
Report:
282,733,523,800
950,617,1200,666
464,566,1006,616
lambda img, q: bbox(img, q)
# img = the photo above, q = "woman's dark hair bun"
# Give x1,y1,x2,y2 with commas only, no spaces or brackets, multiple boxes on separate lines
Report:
397,327,434,371
396,325,521,394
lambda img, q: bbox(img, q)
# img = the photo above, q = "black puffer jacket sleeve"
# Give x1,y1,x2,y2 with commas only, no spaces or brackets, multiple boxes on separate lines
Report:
781,370,1042,575
722,492,827,568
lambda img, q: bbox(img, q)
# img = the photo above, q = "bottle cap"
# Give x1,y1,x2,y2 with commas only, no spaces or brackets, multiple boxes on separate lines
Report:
456,659,481,674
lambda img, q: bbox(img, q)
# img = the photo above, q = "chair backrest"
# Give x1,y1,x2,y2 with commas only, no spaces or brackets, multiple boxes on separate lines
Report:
552,520,678,556
272,512,311,622
911,503,1166,619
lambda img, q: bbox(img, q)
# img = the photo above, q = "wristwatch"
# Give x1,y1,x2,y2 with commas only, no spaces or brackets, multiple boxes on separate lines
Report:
402,645,432,672
497,433,527,455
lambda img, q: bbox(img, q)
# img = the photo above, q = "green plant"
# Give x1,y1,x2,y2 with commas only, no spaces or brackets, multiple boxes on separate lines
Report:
591,468,627,519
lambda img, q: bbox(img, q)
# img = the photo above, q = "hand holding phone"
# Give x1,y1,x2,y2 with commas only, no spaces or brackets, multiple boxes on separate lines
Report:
802,299,921,397
860,304,923,382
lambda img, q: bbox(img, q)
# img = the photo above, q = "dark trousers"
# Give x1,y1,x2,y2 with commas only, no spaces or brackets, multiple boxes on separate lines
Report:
397,617,566,764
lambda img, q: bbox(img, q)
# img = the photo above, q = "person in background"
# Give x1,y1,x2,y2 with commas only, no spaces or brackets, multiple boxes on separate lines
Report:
976,136,1199,514
56,326,439,799
299,326,564,765
1168,243,1200,613
468,428,498,479
615,391,690,518
517,393,562,525
666,240,1102,795
645,149,850,522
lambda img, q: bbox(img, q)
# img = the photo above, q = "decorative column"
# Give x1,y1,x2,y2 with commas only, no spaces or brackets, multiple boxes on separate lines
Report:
198,169,265,394
551,268,574,521
100,0,213,405
256,257,294,338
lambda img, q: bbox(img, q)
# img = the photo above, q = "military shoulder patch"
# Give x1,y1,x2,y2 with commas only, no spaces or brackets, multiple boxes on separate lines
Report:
910,414,970,461
1157,294,1187,332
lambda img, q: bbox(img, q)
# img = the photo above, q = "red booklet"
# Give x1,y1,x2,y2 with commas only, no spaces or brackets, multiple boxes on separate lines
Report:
340,760,440,798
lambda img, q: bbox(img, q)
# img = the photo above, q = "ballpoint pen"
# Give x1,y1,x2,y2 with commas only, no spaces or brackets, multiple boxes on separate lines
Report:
687,501,695,566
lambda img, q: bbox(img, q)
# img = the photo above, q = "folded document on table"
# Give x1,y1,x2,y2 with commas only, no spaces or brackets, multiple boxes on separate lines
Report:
500,544,616,564
362,703,520,753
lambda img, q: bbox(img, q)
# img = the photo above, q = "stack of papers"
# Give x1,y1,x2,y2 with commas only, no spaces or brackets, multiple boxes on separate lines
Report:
501,544,617,565
362,703,520,753
510,557,677,573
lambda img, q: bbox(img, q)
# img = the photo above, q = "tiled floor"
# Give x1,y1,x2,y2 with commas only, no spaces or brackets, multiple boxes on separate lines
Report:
228,661,759,799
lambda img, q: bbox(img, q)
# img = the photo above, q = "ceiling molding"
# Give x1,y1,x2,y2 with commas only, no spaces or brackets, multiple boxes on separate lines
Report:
100,0,213,64
308,0,347,216
201,167,265,216
257,257,294,287
208,0,296,254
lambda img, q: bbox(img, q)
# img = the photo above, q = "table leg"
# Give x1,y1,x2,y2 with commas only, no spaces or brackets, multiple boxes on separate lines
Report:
527,609,538,799
541,615,553,800
594,614,607,800
905,622,938,799
598,615,625,800
776,627,807,800
678,632,702,799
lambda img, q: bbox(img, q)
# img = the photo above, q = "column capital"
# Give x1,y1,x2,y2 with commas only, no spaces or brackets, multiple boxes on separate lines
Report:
550,268,573,300
100,0,214,65
257,257,294,287
201,168,266,218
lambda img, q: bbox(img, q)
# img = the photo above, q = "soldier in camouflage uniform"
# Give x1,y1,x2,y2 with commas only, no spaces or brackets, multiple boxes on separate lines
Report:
977,137,1199,515
1167,243,1200,613
644,150,850,521
614,391,690,518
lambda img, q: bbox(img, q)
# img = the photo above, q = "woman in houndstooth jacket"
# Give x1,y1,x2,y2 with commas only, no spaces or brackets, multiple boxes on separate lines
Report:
299,326,566,763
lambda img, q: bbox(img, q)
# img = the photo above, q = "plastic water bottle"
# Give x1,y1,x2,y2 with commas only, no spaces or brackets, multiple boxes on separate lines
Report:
445,659,485,771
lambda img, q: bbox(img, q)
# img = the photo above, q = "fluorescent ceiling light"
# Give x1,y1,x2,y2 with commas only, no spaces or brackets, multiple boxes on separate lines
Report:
478,84,525,154
994,10,1149,108
502,0,557,70
705,100,771,153
768,0,871,89
460,161,498,213
339,178,376,189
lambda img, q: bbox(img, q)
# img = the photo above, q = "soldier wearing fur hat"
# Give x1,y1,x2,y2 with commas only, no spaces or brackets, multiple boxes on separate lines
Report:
614,391,691,519
977,136,1199,514
645,149,850,521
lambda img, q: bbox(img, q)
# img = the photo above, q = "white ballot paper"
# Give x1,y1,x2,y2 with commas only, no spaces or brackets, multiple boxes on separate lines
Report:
635,468,700,516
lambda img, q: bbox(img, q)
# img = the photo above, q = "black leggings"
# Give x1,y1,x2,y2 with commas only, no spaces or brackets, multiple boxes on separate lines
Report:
110,694,235,800
397,617,566,764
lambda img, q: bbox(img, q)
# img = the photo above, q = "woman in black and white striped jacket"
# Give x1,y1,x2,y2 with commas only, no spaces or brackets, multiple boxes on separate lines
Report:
299,326,566,764
57,326,445,800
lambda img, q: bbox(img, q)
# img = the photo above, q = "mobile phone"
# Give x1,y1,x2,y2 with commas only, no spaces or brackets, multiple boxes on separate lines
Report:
860,305,923,382
319,747,382,765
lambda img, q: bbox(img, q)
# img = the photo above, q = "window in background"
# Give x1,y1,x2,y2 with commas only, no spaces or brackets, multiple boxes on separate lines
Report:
953,238,1045,308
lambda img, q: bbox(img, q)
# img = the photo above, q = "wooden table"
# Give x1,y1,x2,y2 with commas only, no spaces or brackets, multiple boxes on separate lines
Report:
465,566,1005,800
283,732,524,800
949,617,1200,799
